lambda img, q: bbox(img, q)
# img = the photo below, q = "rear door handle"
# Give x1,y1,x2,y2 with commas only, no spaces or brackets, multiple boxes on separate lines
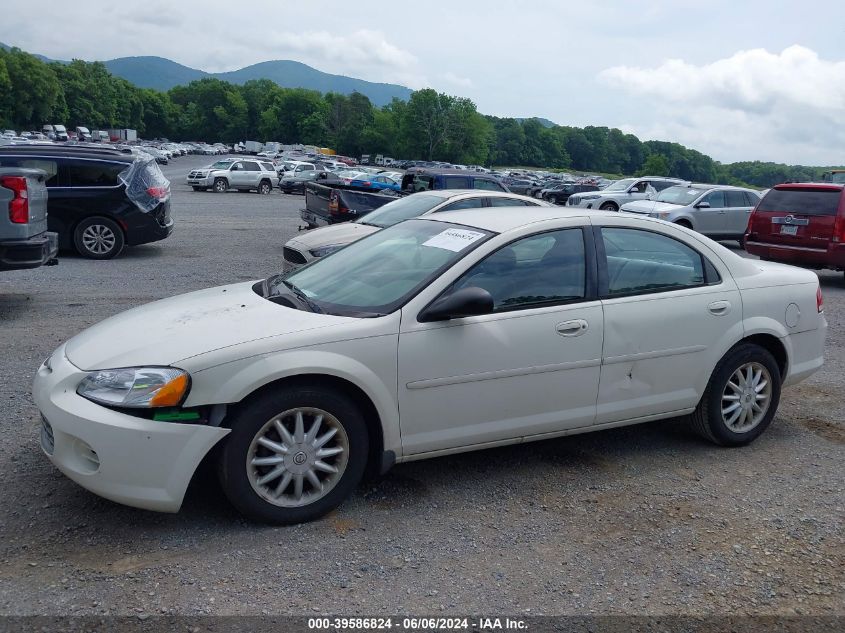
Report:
556,319,589,336
708,300,731,316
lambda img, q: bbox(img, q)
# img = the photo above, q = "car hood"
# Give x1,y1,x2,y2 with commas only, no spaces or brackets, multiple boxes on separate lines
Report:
620,200,678,214
287,222,380,250
64,282,355,370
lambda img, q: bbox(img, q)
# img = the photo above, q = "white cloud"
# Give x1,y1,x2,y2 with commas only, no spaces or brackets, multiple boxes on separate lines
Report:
598,46,845,164
441,72,474,89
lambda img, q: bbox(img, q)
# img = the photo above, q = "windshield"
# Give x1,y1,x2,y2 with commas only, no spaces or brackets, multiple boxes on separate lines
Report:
267,219,493,316
655,186,707,206
356,194,441,228
604,178,636,192
210,160,232,169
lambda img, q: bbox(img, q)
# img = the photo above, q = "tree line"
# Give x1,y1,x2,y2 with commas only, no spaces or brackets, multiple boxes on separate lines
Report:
0,46,840,188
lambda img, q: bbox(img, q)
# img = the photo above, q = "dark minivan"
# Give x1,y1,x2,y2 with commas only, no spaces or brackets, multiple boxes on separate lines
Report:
0,146,173,258
401,169,508,193
745,183,845,279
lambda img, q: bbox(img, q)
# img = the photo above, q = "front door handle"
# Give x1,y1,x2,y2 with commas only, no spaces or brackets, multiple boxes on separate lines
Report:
708,300,731,316
556,319,589,336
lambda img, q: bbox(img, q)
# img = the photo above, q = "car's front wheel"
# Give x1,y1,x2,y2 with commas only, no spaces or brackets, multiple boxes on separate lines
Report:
218,385,369,524
213,178,228,193
73,217,125,259
599,202,618,212
689,343,781,446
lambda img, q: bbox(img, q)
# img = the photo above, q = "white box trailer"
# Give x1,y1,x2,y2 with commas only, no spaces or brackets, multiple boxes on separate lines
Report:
108,128,137,142
244,140,263,154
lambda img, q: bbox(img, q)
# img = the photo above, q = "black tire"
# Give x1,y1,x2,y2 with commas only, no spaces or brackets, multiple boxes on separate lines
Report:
213,177,228,193
599,202,618,212
549,196,559,205
192,186,205,192
218,385,369,524
689,343,781,446
738,234,747,249
73,216,125,259
258,180,272,195
281,188,290,195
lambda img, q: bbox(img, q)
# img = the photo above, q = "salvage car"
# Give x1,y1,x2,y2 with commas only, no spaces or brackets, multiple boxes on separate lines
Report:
0,167,58,271
0,146,173,259
567,177,685,211
620,184,761,243
187,158,278,194
284,189,549,271
745,183,845,278
34,208,826,524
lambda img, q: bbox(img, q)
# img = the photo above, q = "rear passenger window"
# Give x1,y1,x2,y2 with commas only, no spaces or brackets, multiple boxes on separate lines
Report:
5,158,62,187
439,198,484,211
474,179,505,191
489,197,538,207
725,191,749,207
68,161,121,187
451,228,586,311
602,228,705,296
244,162,261,171
444,176,469,188
744,191,761,206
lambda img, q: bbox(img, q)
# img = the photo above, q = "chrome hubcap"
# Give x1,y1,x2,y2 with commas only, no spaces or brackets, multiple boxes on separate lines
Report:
81,225,116,254
721,362,772,432
246,407,349,507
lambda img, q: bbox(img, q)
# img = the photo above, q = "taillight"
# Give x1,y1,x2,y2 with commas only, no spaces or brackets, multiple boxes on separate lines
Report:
1,176,29,223
832,212,845,243
745,203,760,239
361,181,372,187
328,191,339,215
146,186,169,200
817,286,824,313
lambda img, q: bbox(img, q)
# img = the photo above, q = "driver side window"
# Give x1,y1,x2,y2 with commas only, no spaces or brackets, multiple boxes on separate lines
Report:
450,229,586,312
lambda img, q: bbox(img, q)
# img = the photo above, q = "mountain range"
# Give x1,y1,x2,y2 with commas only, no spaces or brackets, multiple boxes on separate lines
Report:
0,43,413,107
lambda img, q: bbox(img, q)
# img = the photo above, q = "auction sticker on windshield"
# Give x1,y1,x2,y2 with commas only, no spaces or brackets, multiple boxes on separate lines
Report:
423,228,486,252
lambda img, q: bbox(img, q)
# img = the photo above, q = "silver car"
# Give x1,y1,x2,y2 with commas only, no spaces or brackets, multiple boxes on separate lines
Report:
282,189,550,271
567,176,686,211
620,184,762,242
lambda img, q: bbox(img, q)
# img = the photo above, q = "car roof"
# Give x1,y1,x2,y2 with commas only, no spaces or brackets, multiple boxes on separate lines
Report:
0,145,133,163
773,183,844,191
408,189,539,202
423,206,595,233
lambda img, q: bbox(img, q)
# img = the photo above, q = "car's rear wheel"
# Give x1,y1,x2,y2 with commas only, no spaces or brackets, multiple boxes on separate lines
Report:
689,343,781,446
599,202,618,212
213,178,228,193
258,180,272,195
73,217,125,259
218,385,369,524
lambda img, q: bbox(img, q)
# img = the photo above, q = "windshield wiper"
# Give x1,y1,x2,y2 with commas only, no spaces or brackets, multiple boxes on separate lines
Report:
359,221,383,228
281,280,324,314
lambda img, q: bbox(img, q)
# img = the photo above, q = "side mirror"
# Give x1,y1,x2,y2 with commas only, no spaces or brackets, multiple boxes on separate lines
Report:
696,201,710,208
231,164,240,171
419,286,494,322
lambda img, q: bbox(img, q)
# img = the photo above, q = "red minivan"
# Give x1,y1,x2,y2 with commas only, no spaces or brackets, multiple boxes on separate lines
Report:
745,183,845,279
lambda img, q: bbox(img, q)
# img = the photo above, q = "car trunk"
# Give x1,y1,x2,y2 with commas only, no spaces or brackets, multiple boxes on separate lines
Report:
747,185,843,249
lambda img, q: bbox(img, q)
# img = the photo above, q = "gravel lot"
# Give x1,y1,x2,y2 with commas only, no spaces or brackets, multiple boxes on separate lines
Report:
0,155,842,617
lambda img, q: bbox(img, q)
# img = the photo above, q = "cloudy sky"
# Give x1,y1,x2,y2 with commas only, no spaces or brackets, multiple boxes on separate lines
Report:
2,0,842,165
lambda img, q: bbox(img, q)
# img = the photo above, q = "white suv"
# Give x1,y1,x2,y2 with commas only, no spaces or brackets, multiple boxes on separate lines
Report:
567,176,686,211
187,159,279,194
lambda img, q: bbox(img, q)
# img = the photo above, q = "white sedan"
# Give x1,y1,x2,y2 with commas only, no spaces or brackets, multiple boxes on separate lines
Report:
34,208,827,524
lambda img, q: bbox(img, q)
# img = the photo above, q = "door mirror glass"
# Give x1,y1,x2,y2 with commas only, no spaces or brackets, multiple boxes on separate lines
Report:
419,287,494,322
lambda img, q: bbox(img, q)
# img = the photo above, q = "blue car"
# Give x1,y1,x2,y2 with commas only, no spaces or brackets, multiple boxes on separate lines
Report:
349,174,401,192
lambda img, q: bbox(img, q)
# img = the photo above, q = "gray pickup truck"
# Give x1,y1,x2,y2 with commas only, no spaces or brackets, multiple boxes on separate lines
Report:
0,167,58,271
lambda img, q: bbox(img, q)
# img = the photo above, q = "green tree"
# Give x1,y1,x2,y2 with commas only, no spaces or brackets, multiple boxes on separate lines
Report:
638,153,669,176
0,47,66,127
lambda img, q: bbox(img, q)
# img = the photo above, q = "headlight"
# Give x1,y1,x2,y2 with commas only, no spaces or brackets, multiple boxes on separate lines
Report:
77,367,190,408
650,211,672,219
309,244,345,258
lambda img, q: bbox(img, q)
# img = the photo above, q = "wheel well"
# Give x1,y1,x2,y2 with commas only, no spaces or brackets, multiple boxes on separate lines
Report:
739,334,788,378
675,219,693,229
235,374,385,478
